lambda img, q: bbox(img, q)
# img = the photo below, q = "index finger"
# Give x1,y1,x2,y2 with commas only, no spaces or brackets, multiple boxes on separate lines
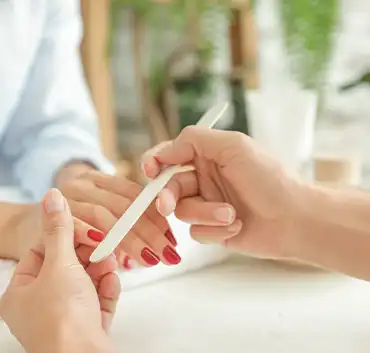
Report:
141,141,172,179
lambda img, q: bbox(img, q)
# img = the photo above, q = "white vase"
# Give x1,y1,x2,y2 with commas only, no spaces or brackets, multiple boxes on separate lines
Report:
246,89,318,173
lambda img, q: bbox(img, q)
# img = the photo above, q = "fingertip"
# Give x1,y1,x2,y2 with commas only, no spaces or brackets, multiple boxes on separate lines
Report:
226,219,243,236
43,188,66,215
156,188,176,216
140,157,160,179
100,271,121,299
213,204,236,225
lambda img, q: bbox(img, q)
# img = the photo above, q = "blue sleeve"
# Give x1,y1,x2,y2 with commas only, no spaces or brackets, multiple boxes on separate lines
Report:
1,0,115,201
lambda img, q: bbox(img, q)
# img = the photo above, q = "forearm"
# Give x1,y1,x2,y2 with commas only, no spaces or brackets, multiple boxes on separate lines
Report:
0,203,34,260
293,184,370,280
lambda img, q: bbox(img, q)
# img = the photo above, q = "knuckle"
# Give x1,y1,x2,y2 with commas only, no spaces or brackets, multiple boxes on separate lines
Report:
45,222,66,236
181,125,198,140
233,131,247,145
125,181,142,199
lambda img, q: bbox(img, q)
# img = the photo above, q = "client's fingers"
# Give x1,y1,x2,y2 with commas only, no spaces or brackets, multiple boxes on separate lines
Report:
73,217,105,247
175,197,236,226
75,245,116,270
68,200,117,234
98,272,121,332
190,220,243,244
74,244,121,332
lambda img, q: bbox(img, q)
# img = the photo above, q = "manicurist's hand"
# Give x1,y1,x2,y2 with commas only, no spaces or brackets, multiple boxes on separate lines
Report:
0,189,119,353
142,127,306,259
56,163,180,269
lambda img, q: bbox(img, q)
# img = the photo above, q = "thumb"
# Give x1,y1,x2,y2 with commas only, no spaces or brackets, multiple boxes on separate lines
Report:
155,126,239,166
42,188,77,267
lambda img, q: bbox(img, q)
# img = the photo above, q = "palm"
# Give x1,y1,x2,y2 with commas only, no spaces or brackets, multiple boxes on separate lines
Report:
11,244,120,332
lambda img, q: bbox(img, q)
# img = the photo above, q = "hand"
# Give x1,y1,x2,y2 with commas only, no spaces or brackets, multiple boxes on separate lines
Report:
8,203,109,261
57,163,181,268
0,189,119,353
141,127,305,259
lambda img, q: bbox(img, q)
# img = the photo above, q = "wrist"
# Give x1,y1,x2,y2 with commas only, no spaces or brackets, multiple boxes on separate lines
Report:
282,181,322,261
288,183,367,268
289,184,370,279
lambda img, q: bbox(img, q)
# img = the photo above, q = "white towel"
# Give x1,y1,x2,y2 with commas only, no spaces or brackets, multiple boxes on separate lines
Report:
0,187,230,294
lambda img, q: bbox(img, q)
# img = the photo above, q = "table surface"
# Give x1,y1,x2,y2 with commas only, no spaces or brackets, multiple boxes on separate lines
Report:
1,256,370,353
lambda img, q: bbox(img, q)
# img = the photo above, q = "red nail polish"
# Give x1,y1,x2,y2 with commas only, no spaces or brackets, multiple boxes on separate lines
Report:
87,229,105,242
123,256,132,270
163,246,181,265
164,229,177,247
141,248,160,266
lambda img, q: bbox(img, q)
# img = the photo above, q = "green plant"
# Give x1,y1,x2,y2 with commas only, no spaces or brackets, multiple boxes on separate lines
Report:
279,0,339,90
340,72,370,92
109,0,233,142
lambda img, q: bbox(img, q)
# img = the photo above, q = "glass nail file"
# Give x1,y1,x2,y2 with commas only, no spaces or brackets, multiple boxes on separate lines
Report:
89,102,229,263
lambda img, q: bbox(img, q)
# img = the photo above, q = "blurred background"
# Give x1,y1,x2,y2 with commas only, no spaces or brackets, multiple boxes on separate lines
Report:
80,0,370,188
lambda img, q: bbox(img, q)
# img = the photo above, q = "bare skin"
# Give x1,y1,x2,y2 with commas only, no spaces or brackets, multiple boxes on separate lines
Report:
142,126,370,281
0,163,177,269
0,189,119,353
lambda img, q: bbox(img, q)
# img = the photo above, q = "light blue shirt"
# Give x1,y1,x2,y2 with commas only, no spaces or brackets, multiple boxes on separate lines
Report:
0,0,114,201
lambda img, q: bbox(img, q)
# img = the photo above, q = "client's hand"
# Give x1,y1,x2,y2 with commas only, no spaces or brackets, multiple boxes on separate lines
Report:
0,189,119,353
142,127,306,259
57,164,180,269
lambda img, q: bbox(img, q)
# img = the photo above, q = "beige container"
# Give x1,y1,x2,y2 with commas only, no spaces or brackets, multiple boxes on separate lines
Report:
314,155,362,186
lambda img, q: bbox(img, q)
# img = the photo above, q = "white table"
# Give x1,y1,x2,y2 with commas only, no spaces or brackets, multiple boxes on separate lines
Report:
2,256,370,353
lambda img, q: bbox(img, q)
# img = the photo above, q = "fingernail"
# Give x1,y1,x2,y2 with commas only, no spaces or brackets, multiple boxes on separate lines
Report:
123,256,132,270
228,220,242,234
164,229,177,246
213,206,233,224
141,161,153,179
87,229,105,242
140,161,148,175
44,188,65,214
156,197,162,214
163,246,181,265
156,188,176,217
141,248,160,266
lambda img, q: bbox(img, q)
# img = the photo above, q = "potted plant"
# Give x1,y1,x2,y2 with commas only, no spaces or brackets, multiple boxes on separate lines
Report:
280,0,339,91
247,0,339,173
110,0,232,147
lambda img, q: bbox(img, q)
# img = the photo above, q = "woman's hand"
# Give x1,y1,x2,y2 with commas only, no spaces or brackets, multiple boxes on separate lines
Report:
142,127,306,259
56,164,180,269
0,189,119,353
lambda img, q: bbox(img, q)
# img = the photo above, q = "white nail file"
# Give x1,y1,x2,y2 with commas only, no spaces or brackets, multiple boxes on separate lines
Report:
89,102,229,263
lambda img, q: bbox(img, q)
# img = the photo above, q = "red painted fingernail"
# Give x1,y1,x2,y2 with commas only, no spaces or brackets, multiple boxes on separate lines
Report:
123,256,132,270
163,246,181,265
141,248,160,266
87,229,105,242
164,229,177,247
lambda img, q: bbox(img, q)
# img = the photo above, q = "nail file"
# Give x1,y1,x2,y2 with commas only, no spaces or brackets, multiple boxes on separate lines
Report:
89,102,229,263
